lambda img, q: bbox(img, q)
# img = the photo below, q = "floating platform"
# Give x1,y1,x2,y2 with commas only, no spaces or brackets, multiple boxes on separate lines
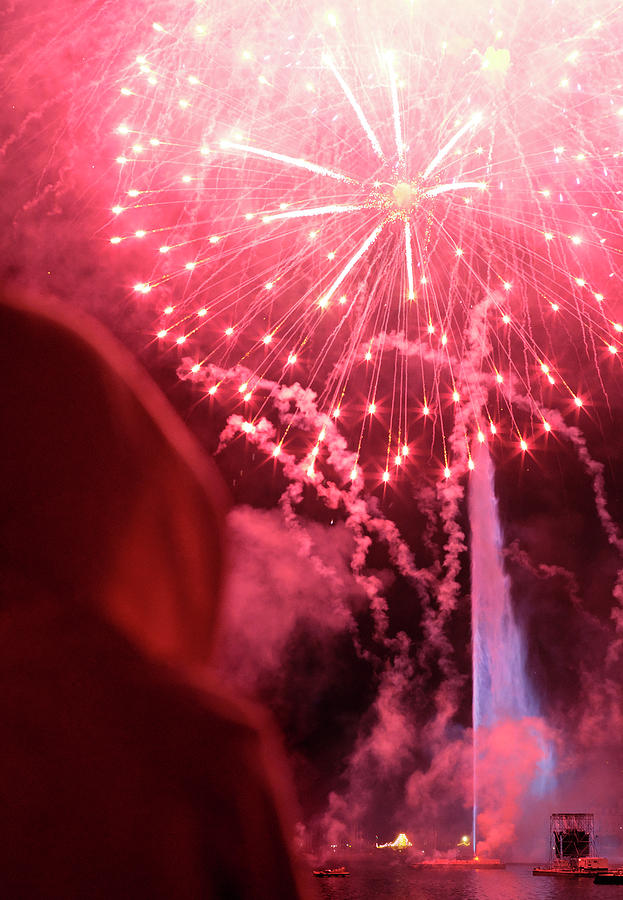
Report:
533,859,609,878
533,867,597,878
412,858,505,870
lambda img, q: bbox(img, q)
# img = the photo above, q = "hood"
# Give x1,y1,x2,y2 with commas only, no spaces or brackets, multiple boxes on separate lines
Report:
0,287,229,670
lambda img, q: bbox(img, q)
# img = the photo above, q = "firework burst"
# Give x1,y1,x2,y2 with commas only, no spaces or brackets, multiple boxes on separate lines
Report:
110,0,623,484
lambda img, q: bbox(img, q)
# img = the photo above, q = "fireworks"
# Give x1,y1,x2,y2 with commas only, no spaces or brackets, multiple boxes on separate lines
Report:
110,0,623,484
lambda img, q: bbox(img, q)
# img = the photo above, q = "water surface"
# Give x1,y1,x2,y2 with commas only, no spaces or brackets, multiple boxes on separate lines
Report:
312,862,619,899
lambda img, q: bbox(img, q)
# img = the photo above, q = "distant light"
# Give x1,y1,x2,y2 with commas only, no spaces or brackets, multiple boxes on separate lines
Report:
176,335,186,345
287,353,297,364
468,459,475,471
382,470,390,482
368,402,376,414
365,351,372,361
477,431,485,443
574,396,583,407
520,439,528,451
544,421,552,432
422,405,430,416
225,326,234,336
452,390,460,403
444,466,451,479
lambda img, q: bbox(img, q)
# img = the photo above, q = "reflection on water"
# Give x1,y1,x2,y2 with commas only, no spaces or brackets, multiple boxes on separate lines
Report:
312,862,615,900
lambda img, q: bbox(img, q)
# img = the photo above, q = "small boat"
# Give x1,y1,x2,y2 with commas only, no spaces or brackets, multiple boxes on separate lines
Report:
312,866,351,877
594,871,623,884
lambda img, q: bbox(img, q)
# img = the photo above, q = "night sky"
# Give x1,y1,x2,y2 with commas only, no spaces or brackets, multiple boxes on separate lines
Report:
3,0,623,860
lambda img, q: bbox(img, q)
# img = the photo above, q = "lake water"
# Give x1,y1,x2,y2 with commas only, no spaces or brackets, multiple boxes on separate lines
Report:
310,863,619,899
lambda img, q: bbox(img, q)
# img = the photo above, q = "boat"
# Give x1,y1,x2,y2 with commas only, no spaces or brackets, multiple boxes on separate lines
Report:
594,871,623,885
312,866,350,877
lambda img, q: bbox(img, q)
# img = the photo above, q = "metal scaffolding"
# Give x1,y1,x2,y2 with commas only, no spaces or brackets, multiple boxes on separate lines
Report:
550,813,595,863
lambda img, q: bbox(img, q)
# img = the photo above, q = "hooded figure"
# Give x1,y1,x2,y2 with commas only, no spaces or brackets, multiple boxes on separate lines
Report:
0,289,311,899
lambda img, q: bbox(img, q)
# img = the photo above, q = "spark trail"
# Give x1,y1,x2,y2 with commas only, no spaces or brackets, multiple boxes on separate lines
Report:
110,0,623,486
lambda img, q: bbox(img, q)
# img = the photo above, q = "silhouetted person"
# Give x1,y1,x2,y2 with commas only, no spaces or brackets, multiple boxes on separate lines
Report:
0,288,312,899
